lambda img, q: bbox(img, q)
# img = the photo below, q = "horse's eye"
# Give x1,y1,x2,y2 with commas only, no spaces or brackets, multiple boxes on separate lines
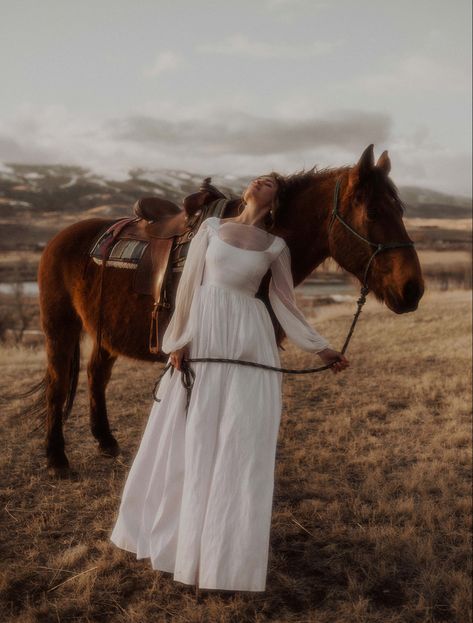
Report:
353,191,364,205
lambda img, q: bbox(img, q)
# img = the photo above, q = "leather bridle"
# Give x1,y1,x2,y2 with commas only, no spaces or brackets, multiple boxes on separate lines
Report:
328,175,415,294
326,175,416,356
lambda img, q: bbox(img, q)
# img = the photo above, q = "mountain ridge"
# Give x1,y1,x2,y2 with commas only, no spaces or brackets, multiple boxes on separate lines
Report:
0,162,471,220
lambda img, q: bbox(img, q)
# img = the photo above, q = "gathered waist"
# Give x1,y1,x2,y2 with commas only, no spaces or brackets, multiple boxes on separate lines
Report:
199,282,258,300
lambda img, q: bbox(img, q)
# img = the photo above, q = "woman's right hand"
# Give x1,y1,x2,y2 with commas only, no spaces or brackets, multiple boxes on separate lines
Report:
317,347,350,374
170,345,190,371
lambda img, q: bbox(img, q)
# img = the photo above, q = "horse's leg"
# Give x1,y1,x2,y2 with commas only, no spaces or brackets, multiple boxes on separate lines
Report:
87,344,119,456
44,315,82,477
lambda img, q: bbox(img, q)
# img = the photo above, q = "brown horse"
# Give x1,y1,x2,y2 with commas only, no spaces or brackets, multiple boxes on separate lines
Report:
26,144,423,476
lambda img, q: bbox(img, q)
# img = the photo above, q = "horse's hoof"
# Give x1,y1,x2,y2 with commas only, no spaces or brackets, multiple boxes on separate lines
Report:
46,452,70,476
47,464,72,479
98,437,120,458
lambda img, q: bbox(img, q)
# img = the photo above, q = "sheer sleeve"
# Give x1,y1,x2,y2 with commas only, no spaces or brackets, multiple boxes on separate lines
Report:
268,243,332,353
161,220,210,354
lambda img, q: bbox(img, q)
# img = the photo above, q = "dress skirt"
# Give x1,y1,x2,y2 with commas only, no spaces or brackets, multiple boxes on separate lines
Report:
110,282,283,592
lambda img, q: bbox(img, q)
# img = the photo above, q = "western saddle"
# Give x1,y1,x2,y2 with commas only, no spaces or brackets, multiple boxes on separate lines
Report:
89,178,239,354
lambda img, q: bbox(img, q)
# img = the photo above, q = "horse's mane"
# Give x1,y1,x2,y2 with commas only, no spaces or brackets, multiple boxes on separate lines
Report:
279,164,350,202
279,163,405,217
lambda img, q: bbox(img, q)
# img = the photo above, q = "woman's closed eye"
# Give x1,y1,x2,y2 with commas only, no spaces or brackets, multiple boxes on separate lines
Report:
255,178,275,187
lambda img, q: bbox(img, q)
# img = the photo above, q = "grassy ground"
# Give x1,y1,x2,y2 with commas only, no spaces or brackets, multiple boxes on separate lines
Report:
0,288,471,623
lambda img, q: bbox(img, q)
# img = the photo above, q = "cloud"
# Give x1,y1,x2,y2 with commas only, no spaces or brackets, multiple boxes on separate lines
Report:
104,109,391,155
0,135,31,161
143,51,183,77
0,104,470,196
196,33,338,59
354,53,469,94
383,131,472,196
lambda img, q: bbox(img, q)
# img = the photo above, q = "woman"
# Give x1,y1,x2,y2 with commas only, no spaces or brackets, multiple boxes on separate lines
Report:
110,173,349,593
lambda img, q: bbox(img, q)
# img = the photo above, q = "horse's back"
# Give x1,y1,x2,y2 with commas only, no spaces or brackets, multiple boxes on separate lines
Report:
38,217,120,296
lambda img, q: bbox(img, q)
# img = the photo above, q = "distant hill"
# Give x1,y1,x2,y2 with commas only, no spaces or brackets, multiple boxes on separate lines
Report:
0,163,244,219
0,162,470,220
398,186,471,219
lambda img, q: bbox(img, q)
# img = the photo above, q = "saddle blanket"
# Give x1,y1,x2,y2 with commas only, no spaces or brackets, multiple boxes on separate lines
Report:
90,218,149,269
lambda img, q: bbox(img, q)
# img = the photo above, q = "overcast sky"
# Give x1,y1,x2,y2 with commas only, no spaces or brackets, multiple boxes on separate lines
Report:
0,0,471,196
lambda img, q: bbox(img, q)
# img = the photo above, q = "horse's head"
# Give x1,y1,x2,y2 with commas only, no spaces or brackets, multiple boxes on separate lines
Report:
327,144,424,314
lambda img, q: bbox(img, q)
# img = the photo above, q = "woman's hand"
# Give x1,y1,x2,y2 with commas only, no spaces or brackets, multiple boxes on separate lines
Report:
169,344,190,371
317,347,350,374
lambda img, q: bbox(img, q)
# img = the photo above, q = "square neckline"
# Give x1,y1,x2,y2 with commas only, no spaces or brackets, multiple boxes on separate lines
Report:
208,217,283,254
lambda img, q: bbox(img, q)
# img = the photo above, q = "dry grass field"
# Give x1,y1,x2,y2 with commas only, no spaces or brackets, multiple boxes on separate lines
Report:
0,288,471,623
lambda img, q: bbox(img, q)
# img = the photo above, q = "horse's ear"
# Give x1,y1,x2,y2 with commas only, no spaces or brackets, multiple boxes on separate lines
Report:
375,149,391,176
348,143,375,188
357,143,375,180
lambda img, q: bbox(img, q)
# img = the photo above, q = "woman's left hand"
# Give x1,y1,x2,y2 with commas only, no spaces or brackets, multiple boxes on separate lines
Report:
317,348,350,374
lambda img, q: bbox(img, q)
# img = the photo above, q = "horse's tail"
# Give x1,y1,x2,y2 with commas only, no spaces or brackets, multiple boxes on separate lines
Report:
1,374,48,434
1,340,81,434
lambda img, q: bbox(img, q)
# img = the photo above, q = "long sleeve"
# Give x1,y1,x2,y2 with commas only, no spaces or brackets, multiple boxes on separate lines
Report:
268,243,332,353
161,220,210,354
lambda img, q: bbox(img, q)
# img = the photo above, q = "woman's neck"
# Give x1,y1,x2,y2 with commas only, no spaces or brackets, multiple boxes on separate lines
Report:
232,201,270,229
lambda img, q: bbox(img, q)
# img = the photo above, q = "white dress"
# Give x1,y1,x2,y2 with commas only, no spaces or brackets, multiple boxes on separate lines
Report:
110,216,332,592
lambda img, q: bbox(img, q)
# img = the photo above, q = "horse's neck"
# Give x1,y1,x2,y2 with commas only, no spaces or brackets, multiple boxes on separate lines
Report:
289,171,344,284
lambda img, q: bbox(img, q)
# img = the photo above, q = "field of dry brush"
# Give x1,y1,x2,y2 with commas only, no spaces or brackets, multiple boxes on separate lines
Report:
0,288,471,623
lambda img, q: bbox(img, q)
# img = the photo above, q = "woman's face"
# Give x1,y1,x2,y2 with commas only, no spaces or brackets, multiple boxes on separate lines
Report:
243,175,278,207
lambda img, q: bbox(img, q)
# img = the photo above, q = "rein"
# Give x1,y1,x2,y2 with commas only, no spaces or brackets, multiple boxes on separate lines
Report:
153,175,415,416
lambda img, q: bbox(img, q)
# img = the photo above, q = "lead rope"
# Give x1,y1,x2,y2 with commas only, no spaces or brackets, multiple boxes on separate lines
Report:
153,174,415,418
152,284,368,418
